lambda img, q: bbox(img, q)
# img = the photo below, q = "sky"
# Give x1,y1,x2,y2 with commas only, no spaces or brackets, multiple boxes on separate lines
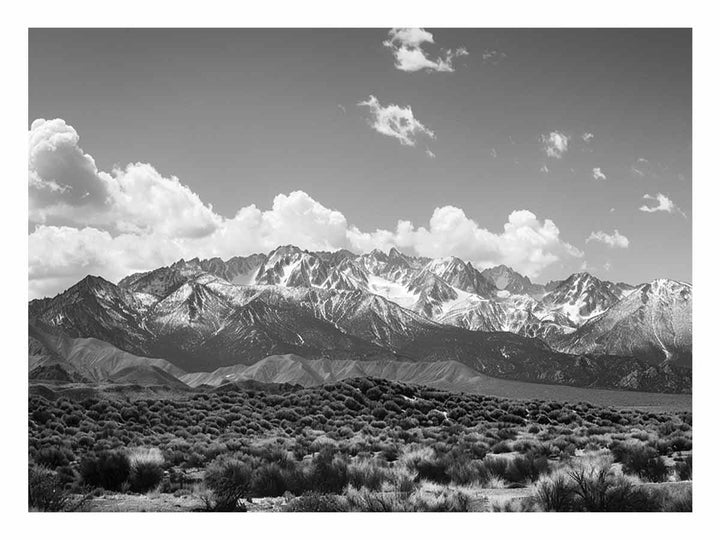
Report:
28,28,691,298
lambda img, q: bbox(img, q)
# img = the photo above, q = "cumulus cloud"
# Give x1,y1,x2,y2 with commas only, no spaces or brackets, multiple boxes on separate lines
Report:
592,167,607,181
28,191,354,298
29,119,220,238
383,28,468,72
582,132,594,142
28,118,584,297
541,131,569,159
348,207,583,279
639,193,687,218
29,226,182,299
585,229,630,249
357,95,435,147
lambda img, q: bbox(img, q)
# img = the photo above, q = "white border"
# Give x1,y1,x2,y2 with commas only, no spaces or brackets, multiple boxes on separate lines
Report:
3,1,718,538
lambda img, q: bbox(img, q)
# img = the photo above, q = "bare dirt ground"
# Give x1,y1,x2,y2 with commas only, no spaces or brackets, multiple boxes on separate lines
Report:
78,493,205,512
74,480,691,512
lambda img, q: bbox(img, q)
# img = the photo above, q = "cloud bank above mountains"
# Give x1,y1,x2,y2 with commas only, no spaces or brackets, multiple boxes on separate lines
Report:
28,118,584,298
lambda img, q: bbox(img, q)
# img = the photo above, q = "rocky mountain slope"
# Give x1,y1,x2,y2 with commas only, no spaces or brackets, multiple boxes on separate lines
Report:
552,280,692,367
28,245,692,393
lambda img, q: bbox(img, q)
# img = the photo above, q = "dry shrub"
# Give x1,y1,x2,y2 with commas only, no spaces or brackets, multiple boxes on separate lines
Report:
128,448,164,493
675,455,692,481
344,486,478,512
204,455,251,511
533,467,663,512
29,466,69,512
347,458,393,491
79,451,130,491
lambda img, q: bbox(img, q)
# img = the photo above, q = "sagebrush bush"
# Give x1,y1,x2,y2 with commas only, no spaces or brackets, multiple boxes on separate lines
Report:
446,458,484,485
35,446,73,469
347,459,393,491
611,442,669,482
306,447,349,494
414,454,451,484
504,453,550,484
343,486,476,512
29,466,69,512
534,474,575,512
130,462,163,493
128,448,164,493
79,451,130,491
490,440,512,454
475,453,550,486
204,455,252,511
675,455,692,481
251,459,308,496
565,467,662,511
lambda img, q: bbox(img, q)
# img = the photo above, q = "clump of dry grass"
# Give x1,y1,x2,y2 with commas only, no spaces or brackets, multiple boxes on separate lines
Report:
347,458,393,491
343,484,481,512
127,447,165,494
128,447,164,467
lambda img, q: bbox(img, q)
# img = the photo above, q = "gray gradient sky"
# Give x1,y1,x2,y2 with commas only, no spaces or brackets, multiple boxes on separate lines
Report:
28,28,691,297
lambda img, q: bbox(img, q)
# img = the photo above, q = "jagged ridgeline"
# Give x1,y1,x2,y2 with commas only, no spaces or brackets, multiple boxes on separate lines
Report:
29,245,691,393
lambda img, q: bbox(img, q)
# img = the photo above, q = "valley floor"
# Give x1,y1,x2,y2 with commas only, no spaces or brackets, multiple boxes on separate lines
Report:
425,373,692,412
28,377,692,512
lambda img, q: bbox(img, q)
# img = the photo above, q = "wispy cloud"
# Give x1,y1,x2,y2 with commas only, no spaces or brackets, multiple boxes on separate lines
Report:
481,49,506,64
631,157,650,177
586,229,630,249
582,132,594,142
639,193,687,218
383,28,468,73
592,167,607,181
357,95,435,147
541,131,569,159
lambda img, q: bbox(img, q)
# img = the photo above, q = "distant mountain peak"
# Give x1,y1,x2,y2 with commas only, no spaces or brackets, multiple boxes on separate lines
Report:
68,274,117,294
268,244,306,258
480,264,544,298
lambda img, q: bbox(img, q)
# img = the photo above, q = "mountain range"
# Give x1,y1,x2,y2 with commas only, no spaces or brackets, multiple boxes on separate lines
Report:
28,245,692,394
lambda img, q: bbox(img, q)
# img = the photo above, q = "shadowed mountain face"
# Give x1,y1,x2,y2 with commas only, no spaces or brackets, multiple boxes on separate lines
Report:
29,321,187,387
29,246,692,393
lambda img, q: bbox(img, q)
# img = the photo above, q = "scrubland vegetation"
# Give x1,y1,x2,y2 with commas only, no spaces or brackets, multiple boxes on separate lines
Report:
28,377,692,512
